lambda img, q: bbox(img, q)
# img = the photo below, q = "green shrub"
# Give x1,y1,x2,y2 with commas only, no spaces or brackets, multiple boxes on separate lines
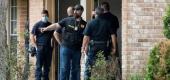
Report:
145,40,170,80
145,5,170,80
129,74,143,80
90,51,121,80
163,5,170,39
90,51,107,80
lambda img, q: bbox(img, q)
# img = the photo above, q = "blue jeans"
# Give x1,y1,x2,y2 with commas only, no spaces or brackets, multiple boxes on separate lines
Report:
35,45,52,80
84,43,109,80
59,46,81,80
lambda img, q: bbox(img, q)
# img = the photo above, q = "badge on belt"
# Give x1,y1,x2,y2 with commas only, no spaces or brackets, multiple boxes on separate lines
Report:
74,26,78,31
81,24,85,28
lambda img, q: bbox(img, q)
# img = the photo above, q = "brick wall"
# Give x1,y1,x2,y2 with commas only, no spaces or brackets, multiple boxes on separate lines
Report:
17,0,29,79
122,0,170,79
29,0,44,79
18,0,28,51
29,0,44,31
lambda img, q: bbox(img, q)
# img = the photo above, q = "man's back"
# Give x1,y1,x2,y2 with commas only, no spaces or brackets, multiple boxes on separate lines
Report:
102,12,119,35
84,17,114,41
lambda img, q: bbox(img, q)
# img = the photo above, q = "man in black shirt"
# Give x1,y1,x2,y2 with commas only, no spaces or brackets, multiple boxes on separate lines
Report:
101,2,119,35
101,2,120,59
101,2,121,79
81,7,116,80
42,5,86,80
55,6,74,44
30,10,53,80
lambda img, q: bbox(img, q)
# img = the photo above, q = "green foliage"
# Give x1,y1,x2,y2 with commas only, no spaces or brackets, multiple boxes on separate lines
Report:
129,74,143,80
141,5,170,80
145,5,170,80
163,5,170,39
90,51,107,80
5,40,31,80
90,51,121,80
145,46,159,80
145,40,170,80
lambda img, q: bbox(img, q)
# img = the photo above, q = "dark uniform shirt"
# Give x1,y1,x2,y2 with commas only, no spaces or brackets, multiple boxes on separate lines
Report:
58,17,86,50
102,12,120,57
56,16,73,34
102,12,119,36
83,16,115,41
31,21,53,46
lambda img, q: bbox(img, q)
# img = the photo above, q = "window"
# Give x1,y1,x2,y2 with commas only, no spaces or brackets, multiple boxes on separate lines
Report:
10,0,17,53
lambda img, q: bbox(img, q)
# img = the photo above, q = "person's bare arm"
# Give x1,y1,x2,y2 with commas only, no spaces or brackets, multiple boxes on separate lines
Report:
111,34,116,54
30,34,37,48
53,31,62,45
42,23,59,32
81,36,90,55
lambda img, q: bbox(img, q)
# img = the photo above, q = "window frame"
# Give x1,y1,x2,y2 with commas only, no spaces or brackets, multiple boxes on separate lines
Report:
8,0,18,53
9,0,17,37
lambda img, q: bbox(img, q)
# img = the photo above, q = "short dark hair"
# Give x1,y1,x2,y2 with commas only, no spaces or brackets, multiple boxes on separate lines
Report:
101,2,110,11
41,9,49,17
74,4,84,11
95,7,104,16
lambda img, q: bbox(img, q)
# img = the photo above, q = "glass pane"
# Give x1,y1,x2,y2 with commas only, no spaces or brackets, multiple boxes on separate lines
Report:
11,7,17,20
11,0,17,6
10,36,17,54
11,21,17,34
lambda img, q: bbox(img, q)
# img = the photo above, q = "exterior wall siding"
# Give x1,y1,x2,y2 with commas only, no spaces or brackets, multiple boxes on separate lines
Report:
122,0,170,79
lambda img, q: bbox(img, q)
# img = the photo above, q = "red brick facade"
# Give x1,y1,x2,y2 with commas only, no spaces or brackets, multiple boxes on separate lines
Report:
17,0,29,79
122,0,170,79
29,0,44,31
17,0,28,50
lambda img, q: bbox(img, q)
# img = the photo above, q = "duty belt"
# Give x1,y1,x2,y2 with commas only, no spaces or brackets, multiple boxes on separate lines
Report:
90,40,110,47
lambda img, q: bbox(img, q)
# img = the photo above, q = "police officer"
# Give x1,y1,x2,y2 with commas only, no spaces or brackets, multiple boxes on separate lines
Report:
81,7,116,80
42,5,86,80
101,2,120,57
30,10,53,80
55,6,75,44
101,2,119,34
54,6,74,80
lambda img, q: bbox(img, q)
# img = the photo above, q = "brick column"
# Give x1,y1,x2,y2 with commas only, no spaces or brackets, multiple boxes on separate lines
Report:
18,0,28,50
122,0,170,79
29,0,44,31
29,0,44,79
122,0,129,79
17,0,29,79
